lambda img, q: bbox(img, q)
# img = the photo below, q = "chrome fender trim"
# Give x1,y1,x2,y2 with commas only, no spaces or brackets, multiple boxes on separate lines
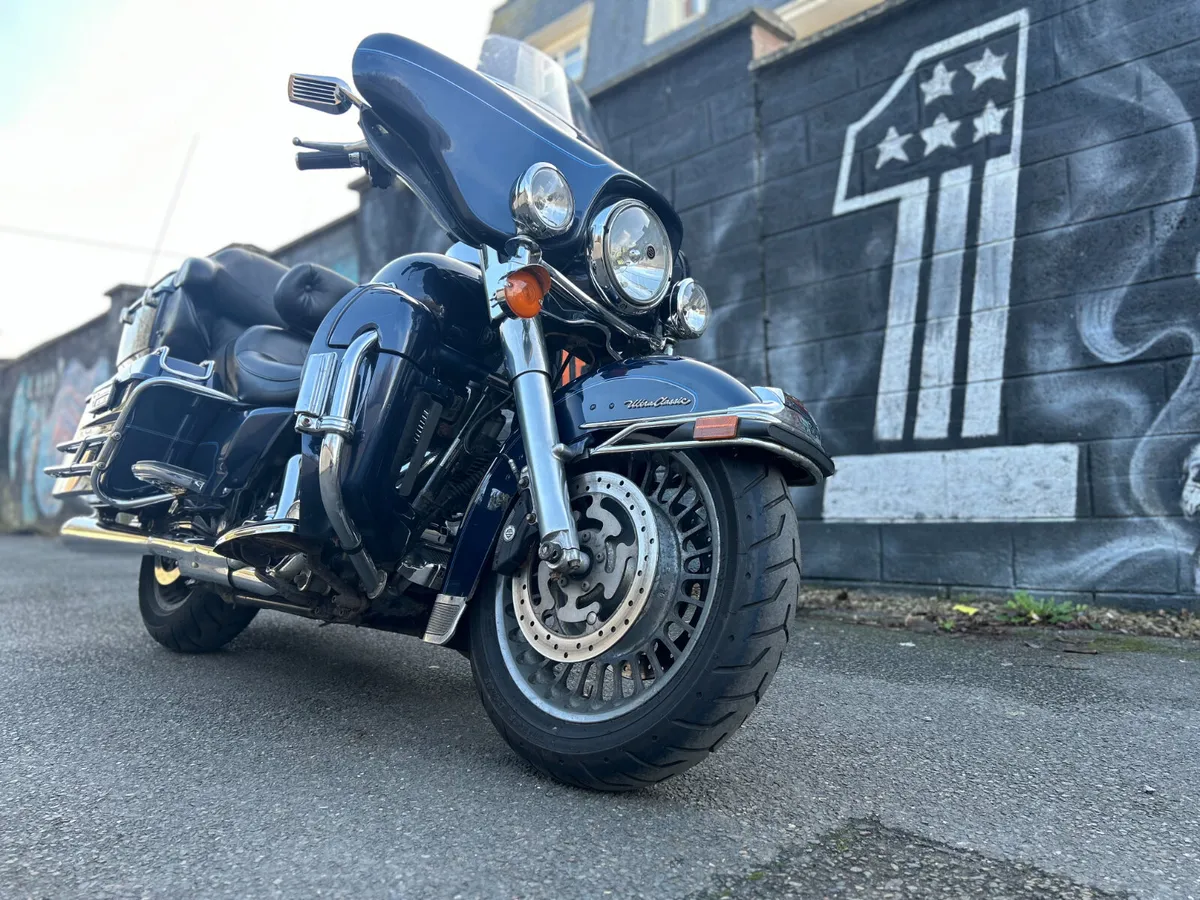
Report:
580,386,834,487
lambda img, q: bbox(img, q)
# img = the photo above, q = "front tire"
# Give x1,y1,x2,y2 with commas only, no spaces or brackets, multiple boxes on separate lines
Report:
469,452,799,790
138,555,258,653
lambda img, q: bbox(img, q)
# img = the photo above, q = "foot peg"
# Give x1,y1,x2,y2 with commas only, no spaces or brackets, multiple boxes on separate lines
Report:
422,594,467,645
131,461,206,496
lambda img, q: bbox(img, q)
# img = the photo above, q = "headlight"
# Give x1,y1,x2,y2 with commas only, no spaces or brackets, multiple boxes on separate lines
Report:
511,162,574,237
588,200,673,312
667,278,710,339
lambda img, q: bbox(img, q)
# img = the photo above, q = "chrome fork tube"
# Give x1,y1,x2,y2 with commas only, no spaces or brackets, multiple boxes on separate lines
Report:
498,316,583,573
317,330,387,599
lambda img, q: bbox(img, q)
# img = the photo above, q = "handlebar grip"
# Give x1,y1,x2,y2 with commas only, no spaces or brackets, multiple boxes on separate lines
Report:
295,150,356,170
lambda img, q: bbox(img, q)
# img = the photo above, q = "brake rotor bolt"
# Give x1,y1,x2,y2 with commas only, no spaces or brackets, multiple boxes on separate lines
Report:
586,611,598,626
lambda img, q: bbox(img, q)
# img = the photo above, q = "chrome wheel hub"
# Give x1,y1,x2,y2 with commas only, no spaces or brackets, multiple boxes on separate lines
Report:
514,472,658,663
498,451,720,722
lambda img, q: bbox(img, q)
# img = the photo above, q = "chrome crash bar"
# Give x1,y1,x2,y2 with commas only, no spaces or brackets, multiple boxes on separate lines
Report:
294,331,387,599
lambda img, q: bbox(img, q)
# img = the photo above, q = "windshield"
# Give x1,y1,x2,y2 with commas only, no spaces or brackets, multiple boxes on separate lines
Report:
476,35,608,153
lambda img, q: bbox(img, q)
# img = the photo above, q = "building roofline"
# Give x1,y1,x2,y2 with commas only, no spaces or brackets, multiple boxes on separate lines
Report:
589,6,794,98
750,0,916,69
269,209,358,259
0,305,118,369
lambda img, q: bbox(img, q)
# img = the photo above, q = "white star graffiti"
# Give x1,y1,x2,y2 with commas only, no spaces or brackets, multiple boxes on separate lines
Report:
920,113,960,156
920,61,957,105
875,126,912,169
965,46,1008,89
973,99,1009,142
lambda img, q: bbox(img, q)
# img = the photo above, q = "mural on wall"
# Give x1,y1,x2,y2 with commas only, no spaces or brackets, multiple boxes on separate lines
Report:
817,0,1200,594
833,9,1029,444
823,9,1081,522
7,358,110,528
1024,0,1199,591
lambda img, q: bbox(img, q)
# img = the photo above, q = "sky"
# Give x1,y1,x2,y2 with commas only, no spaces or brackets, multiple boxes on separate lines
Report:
0,0,500,358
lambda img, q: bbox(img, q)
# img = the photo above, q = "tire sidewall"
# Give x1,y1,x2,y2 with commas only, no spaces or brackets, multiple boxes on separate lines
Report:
469,451,750,754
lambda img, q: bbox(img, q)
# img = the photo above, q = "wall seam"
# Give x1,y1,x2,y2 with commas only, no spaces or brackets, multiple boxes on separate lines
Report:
751,58,771,384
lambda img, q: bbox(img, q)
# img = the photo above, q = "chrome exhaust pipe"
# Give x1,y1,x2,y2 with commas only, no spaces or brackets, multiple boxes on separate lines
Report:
60,516,278,597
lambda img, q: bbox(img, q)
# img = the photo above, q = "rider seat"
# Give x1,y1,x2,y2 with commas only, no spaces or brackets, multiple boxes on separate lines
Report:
153,247,356,406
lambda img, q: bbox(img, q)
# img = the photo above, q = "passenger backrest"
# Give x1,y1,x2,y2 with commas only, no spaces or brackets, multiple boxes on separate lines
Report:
151,247,289,369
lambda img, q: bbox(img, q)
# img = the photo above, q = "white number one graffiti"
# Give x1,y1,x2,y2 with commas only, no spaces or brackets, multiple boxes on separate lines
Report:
832,9,1030,442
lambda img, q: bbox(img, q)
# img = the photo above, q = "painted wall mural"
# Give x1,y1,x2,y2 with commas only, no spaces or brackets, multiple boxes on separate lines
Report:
6,357,111,528
585,0,1200,607
822,10,1081,524
807,0,1200,602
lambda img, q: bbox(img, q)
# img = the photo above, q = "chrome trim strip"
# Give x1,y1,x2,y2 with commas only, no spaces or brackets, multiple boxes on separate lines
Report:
316,331,387,599
588,437,825,485
294,351,339,431
153,347,215,382
580,390,826,485
581,407,787,437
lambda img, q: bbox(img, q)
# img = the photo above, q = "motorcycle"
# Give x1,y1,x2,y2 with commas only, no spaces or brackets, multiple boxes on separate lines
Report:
48,34,834,790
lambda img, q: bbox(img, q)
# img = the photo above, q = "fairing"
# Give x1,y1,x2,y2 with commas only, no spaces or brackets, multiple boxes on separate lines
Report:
351,33,681,256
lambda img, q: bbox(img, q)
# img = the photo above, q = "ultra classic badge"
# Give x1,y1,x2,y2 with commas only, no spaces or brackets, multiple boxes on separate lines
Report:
624,396,692,410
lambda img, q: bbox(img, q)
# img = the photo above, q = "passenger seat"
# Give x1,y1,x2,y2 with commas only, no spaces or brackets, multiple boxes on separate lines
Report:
224,263,358,406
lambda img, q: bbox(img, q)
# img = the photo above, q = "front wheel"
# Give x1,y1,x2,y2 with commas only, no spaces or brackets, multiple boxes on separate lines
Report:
469,451,799,790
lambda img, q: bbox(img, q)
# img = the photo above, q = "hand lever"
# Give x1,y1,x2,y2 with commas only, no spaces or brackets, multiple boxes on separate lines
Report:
292,137,368,153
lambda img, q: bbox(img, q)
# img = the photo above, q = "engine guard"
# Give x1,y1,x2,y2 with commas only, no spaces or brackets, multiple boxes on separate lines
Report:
438,354,834,605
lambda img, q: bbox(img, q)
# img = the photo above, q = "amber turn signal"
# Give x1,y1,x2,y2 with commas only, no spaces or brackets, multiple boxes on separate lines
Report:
693,415,739,440
503,267,551,318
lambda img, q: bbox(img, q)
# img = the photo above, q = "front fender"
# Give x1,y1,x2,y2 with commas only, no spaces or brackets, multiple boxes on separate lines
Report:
554,356,834,485
440,355,834,604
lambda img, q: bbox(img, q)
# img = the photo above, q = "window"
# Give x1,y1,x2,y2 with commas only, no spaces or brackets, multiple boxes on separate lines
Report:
557,41,587,81
525,2,593,83
644,0,709,44
774,0,885,42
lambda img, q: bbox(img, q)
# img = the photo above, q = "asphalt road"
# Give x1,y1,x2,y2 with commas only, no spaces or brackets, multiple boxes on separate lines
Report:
1,536,1198,900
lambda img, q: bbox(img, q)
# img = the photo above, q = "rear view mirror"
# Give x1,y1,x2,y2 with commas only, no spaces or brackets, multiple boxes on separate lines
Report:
287,74,361,115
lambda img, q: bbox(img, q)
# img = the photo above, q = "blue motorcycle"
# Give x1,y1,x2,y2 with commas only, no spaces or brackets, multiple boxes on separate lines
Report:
48,34,833,789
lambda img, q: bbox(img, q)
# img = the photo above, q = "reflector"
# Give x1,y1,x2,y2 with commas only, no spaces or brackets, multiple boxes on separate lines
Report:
693,415,739,440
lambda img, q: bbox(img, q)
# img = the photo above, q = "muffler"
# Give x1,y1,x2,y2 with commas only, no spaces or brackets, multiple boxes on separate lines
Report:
60,516,277,597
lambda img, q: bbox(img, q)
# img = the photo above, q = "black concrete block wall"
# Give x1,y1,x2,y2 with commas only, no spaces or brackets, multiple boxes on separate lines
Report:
592,0,1200,609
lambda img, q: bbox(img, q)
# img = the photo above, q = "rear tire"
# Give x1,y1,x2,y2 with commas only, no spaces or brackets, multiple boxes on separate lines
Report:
138,555,258,653
469,453,799,790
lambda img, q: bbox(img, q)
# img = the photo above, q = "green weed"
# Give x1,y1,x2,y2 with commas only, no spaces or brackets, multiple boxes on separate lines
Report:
1003,591,1086,625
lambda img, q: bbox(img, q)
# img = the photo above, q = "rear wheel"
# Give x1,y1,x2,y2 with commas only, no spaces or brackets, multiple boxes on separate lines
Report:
469,451,799,790
138,555,258,653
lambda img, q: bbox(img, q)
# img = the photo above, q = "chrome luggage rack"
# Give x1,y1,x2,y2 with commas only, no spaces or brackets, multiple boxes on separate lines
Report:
45,420,117,499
